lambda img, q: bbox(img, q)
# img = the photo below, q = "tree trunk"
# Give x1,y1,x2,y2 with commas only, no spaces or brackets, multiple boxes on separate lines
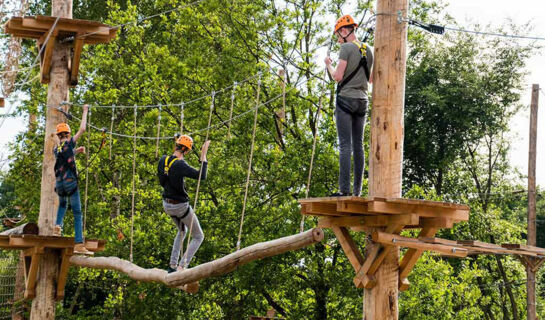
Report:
32,0,72,318
70,228,323,289
366,0,408,319
0,223,39,235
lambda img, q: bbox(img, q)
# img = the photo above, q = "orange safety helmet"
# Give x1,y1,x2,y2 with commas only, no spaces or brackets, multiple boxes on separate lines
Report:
176,134,193,150
56,123,71,135
334,14,358,33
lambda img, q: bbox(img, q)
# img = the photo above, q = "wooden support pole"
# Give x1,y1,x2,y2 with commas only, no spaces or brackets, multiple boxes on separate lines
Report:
55,247,73,300
365,0,408,318
33,0,72,318
69,35,83,86
527,84,539,320
398,227,438,290
331,226,364,271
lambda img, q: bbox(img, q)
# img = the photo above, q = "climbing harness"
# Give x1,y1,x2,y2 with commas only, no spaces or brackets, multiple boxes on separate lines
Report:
336,40,370,95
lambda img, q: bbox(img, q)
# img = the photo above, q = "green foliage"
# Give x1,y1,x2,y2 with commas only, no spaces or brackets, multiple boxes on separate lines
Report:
0,0,542,319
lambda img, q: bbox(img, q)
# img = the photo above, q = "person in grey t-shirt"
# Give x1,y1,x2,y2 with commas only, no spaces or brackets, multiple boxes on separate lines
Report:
325,14,373,197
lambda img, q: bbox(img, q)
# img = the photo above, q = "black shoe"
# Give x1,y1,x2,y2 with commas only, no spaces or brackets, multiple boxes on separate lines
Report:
330,192,350,197
167,267,177,273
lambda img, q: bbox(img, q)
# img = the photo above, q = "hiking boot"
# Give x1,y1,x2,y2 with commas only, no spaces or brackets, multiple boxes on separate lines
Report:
74,243,94,255
167,266,177,273
53,225,62,237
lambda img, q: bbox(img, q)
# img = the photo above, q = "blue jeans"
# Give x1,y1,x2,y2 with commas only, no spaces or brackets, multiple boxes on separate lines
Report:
55,186,83,244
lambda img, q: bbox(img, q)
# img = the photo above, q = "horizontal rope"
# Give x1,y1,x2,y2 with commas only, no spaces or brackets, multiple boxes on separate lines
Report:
59,77,308,140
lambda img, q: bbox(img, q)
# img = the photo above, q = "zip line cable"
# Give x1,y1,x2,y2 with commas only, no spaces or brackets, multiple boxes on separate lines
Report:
236,75,261,251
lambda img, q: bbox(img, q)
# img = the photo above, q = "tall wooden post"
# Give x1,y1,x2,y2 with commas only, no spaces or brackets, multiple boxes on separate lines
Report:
365,0,408,319
527,84,539,320
32,0,72,318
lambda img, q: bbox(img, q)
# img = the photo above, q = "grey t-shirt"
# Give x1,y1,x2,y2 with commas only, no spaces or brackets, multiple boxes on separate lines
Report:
338,41,373,100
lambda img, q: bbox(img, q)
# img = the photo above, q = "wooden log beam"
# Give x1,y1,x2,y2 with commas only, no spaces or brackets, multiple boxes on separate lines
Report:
71,229,324,289
372,231,467,258
0,223,39,235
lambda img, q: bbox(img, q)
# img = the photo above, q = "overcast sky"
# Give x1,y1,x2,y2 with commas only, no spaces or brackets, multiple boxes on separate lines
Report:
445,0,545,188
1,0,544,186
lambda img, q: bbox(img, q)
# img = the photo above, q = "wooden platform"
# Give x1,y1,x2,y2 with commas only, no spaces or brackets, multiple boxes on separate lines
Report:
4,15,117,86
301,197,545,291
301,196,469,230
299,197,470,290
0,235,106,300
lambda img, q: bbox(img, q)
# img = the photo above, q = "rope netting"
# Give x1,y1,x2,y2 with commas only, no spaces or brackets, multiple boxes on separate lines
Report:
0,252,25,320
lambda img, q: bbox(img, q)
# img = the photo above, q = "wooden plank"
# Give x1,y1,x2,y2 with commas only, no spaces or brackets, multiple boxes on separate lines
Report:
21,17,111,36
368,200,469,221
56,247,73,300
337,200,367,214
502,244,545,255
419,237,458,246
321,214,418,229
352,224,401,288
305,202,341,216
419,217,454,229
457,243,538,256
350,214,419,231
8,235,75,249
69,36,84,86
0,97,4,108
318,216,366,228
298,196,367,204
23,246,44,300
398,228,438,291
40,33,57,84
331,227,364,272
385,197,469,210
373,231,466,258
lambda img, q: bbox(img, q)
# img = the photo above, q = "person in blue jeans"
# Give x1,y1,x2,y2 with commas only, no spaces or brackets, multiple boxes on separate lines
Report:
53,104,92,255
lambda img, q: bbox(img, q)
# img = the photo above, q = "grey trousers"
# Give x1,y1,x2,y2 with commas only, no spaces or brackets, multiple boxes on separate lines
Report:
335,95,368,196
163,201,204,268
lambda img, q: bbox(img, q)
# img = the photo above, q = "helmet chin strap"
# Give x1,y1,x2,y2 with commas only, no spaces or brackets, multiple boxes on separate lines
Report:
339,27,355,43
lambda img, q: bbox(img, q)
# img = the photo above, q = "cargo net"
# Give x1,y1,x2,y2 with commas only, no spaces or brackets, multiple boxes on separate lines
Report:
0,251,25,320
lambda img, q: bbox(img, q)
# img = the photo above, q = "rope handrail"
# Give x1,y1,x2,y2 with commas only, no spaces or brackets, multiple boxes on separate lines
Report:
54,77,309,141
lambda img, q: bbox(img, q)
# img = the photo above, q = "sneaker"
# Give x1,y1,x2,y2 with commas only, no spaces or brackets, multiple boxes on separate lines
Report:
74,243,94,255
176,265,186,272
167,266,177,273
330,192,350,197
53,225,62,237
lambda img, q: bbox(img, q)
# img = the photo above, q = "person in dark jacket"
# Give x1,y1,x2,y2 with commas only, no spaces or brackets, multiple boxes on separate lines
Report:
158,134,210,272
